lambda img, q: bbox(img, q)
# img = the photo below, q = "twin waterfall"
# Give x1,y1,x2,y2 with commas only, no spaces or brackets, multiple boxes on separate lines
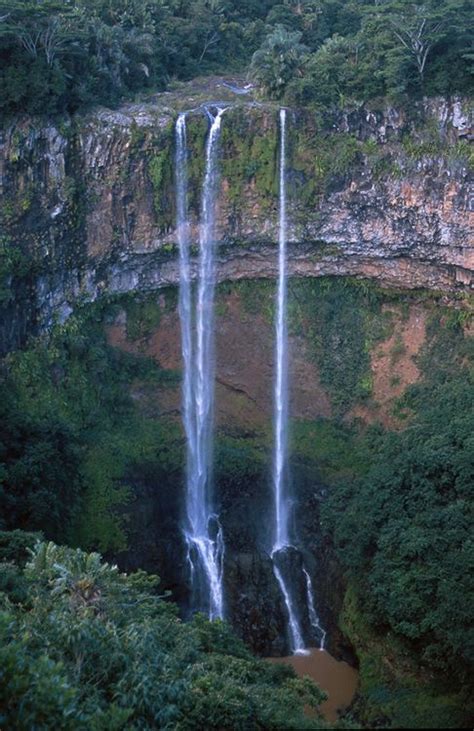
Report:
175,106,325,651
176,109,225,620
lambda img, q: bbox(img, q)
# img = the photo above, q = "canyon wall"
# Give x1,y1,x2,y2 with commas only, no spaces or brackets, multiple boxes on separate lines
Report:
103,282,436,654
0,79,472,354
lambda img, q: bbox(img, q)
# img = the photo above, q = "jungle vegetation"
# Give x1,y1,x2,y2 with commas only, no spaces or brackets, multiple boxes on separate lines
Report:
0,0,472,116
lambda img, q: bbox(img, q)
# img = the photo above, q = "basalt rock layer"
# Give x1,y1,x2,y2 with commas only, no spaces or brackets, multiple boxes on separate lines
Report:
0,79,472,355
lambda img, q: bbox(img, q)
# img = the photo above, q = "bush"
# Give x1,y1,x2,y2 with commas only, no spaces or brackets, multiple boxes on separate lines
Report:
0,539,328,729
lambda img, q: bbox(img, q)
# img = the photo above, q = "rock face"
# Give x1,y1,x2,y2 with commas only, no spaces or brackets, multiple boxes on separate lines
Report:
0,80,472,354
102,285,443,655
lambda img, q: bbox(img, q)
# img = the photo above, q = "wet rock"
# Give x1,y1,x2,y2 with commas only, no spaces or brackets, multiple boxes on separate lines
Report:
224,551,289,655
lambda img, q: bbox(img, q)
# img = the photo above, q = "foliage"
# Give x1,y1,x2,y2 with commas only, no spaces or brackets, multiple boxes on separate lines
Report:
249,24,308,99
1,0,470,115
0,538,328,729
324,317,474,681
281,0,473,106
290,418,371,483
288,278,393,416
0,237,32,305
0,297,182,552
292,131,361,203
0,374,83,542
339,586,474,729
0,0,267,116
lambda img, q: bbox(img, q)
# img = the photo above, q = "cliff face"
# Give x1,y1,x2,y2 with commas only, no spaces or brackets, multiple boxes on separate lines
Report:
0,78,472,353
101,281,467,655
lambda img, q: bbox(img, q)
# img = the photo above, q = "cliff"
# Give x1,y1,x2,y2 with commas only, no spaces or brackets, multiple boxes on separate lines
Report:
0,77,472,353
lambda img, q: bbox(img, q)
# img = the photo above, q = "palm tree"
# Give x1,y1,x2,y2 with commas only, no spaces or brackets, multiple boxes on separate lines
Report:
250,25,308,99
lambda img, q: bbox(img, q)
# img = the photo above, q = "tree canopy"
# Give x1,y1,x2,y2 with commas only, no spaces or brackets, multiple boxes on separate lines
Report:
0,536,328,729
0,0,471,115
324,320,474,681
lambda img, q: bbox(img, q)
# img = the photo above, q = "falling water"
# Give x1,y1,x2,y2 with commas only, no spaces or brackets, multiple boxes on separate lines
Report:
271,109,306,653
304,568,327,650
273,108,290,553
176,113,195,490
177,109,225,621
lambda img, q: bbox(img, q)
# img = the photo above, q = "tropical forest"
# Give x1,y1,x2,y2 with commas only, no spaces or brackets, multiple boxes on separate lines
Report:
0,1,473,728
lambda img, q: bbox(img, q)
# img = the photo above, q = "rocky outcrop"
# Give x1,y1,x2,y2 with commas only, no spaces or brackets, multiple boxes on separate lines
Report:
0,80,472,354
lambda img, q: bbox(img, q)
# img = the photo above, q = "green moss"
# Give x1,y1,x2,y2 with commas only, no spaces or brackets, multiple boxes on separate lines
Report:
290,418,370,483
217,279,275,320
0,187,34,226
129,121,146,149
4,296,184,552
288,278,380,415
8,130,22,163
399,121,473,171
292,130,361,204
361,139,404,179
146,125,175,231
220,108,278,211
148,148,173,228
149,151,167,191
0,237,34,304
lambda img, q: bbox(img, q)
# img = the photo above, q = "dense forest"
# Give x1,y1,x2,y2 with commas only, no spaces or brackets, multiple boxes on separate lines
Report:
0,0,472,116
0,0,472,728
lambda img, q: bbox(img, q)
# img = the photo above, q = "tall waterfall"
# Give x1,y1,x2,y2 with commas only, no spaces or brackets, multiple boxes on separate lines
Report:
271,109,306,653
273,108,290,554
271,109,326,654
176,109,225,621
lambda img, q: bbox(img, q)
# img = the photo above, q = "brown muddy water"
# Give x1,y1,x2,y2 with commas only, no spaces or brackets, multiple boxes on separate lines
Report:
268,648,359,722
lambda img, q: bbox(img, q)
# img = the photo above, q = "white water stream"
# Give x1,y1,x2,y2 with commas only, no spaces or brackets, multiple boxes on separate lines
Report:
177,109,226,620
270,109,306,653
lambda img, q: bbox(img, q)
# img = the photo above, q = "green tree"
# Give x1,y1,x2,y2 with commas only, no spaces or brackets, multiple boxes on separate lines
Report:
250,24,308,98
367,0,465,85
0,538,329,729
325,355,474,679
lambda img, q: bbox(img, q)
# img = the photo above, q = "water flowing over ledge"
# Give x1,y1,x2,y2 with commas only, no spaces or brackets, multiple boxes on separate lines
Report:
271,109,326,655
2,91,470,354
177,108,226,620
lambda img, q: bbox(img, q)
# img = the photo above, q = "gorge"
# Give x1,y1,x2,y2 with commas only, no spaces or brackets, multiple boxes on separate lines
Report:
0,76,472,728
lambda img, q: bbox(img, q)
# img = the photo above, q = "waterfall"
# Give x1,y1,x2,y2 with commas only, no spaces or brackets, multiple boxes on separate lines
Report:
177,109,225,621
303,568,327,650
176,113,195,493
273,108,290,554
176,104,325,643
271,109,326,654
271,108,306,653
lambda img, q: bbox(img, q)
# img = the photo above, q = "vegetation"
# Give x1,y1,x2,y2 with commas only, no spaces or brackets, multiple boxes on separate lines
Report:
249,24,308,99
289,278,395,415
323,311,474,687
1,277,473,727
339,586,473,729
0,1,471,117
253,0,474,105
0,536,328,729
0,295,183,552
